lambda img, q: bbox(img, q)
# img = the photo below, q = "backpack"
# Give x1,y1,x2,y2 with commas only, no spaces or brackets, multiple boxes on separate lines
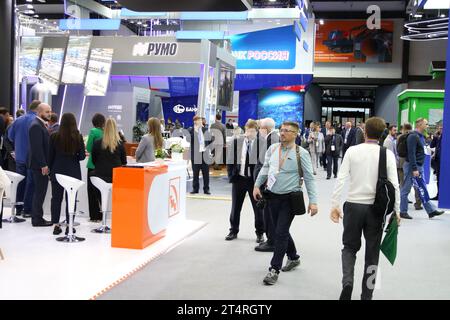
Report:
396,132,410,158
373,147,396,226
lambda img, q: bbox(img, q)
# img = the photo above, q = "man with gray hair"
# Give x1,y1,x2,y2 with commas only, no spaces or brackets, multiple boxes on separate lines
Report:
254,117,280,253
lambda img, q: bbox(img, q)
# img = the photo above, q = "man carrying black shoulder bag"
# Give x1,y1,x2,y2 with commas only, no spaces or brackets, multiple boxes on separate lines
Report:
330,117,400,301
253,121,318,286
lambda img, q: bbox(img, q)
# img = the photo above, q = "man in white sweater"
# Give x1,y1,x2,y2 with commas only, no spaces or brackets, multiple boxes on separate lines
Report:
330,117,401,300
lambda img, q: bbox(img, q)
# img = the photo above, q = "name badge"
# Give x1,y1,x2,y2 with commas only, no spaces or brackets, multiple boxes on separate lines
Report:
344,138,347,144
267,174,277,191
316,141,319,147
331,145,336,151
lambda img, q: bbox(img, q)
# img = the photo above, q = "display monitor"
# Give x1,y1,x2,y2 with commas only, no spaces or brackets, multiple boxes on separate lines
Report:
38,47,66,95
258,89,304,128
19,37,43,80
84,48,114,96
61,36,92,84
136,102,150,122
216,62,235,111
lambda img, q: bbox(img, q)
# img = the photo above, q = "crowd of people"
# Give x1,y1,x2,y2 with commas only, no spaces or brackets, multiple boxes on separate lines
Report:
0,101,127,236
179,113,444,299
0,102,445,299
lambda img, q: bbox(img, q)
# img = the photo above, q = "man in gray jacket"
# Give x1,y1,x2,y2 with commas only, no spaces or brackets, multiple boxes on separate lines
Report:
210,114,226,170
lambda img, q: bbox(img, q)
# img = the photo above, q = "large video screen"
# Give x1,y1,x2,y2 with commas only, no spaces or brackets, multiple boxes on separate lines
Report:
61,36,92,84
84,48,114,96
258,89,304,128
315,20,394,63
217,62,235,111
19,37,43,80
38,47,66,95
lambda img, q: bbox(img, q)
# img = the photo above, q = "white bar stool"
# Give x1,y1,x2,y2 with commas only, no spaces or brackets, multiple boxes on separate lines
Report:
55,174,85,243
90,176,112,234
2,170,26,224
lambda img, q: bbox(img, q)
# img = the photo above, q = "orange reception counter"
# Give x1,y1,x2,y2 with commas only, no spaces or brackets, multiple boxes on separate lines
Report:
111,161,187,249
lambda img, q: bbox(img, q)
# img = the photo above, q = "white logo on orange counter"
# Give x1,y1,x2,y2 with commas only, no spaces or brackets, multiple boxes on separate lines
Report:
169,177,180,217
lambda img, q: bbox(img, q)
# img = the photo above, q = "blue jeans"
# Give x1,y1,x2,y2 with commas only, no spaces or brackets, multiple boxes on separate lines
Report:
15,162,34,213
400,162,436,214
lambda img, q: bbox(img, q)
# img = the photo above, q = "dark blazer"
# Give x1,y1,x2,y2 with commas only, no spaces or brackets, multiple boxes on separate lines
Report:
48,133,86,180
227,136,261,183
254,130,279,181
325,134,343,157
342,127,356,147
27,118,50,170
188,127,213,163
91,139,127,181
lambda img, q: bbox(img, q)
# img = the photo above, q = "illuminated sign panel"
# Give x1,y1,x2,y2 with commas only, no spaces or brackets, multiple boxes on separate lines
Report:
230,26,296,70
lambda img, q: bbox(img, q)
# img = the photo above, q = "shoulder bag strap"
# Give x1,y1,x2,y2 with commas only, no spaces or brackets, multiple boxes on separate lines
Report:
378,146,387,180
296,145,304,187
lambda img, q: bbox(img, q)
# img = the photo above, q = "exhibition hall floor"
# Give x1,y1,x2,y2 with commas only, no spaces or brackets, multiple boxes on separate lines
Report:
0,213,206,300
99,169,450,300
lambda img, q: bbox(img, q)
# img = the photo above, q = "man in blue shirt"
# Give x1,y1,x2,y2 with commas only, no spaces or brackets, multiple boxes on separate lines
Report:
8,100,40,217
254,121,318,285
399,118,444,219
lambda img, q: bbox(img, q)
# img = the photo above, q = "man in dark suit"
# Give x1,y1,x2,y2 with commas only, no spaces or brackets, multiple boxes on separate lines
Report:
28,103,52,227
324,126,343,179
226,119,264,242
188,115,213,195
342,121,356,159
254,118,279,252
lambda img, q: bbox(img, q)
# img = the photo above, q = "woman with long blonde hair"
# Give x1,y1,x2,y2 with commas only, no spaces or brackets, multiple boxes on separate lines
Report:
91,118,127,183
135,117,164,163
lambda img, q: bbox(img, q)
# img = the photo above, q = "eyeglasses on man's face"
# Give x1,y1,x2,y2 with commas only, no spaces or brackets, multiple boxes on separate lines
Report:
280,128,297,134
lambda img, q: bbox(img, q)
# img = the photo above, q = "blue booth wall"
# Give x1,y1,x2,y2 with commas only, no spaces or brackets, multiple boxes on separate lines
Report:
161,95,199,128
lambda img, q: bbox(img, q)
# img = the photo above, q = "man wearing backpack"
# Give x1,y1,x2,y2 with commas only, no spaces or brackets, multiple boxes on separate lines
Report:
399,118,444,219
330,117,400,300
396,123,423,211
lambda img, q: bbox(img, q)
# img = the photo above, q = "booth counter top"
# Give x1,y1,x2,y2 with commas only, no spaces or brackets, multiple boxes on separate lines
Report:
111,160,187,249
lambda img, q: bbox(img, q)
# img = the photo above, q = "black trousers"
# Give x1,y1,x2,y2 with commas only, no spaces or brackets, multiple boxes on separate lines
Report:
263,205,275,245
327,155,339,178
192,163,210,192
321,153,327,169
50,178,72,224
342,202,383,300
31,170,49,225
229,176,264,235
267,196,299,271
88,168,102,220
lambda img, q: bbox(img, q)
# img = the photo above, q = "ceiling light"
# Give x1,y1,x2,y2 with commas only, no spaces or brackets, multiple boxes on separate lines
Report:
27,4,33,9
269,0,277,2
319,19,324,25
44,18,48,21
276,22,281,25
143,24,148,27
137,21,142,25
440,14,446,17
26,0,33,2
33,14,39,18
414,14,423,18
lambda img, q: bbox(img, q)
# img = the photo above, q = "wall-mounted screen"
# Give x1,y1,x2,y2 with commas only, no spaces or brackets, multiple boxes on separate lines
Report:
84,48,114,96
258,89,304,128
38,47,66,95
216,62,235,111
61,36,92,84
19,37,43,80
315,20,394,63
